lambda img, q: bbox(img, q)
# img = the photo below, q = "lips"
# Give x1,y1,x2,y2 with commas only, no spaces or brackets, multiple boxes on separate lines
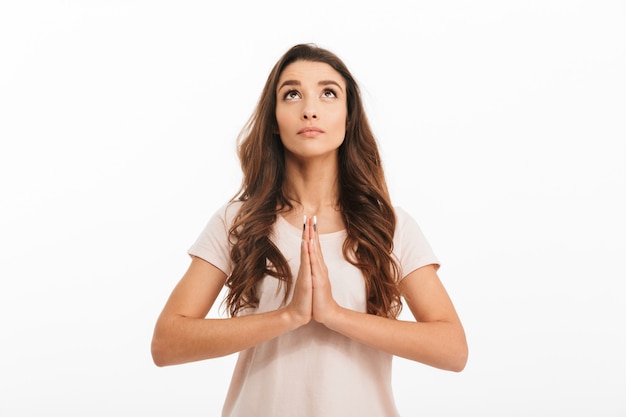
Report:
298,126,324,137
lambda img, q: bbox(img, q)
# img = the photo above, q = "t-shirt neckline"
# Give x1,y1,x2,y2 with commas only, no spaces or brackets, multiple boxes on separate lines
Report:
277,214,347,241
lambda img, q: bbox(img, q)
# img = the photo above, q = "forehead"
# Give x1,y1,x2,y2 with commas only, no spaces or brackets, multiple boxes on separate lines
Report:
277,60,345,87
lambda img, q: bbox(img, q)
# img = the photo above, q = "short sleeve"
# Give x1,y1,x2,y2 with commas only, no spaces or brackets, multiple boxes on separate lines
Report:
187,201,242,276
393,206,440,280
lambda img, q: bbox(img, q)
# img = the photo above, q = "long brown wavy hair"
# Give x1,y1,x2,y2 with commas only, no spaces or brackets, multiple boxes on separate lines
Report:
225,43,401,318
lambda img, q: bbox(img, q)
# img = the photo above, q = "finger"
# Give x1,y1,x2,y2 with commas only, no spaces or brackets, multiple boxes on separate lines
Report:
300,236,310,263
308,238,320,289
312,215,325,263
308,238,324,280
301,215,312,256
297,232,312,293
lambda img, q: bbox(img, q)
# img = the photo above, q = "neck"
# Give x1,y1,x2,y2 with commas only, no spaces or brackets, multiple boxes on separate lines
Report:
282,156,340,214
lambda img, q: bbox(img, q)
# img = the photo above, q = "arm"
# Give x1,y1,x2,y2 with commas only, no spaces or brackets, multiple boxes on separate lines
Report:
151,252,312,367
319,264,468,372
306,215,467,372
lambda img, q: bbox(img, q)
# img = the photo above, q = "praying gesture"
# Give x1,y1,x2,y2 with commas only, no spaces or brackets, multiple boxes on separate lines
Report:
288,215,339,327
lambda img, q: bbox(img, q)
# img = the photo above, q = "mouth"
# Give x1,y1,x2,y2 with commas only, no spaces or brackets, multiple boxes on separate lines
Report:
298,127,324,137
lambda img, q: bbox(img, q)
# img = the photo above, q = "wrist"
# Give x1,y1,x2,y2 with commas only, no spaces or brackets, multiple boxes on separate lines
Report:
281,306,309,330
318,302,345,331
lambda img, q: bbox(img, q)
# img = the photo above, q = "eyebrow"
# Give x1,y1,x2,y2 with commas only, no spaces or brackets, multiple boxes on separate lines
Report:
277,79,344,92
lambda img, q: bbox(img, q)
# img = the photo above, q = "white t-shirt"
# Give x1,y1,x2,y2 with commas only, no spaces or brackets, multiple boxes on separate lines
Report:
188,201,439,417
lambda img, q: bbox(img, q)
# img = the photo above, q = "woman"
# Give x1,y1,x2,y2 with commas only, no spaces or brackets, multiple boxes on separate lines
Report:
151,43,467,416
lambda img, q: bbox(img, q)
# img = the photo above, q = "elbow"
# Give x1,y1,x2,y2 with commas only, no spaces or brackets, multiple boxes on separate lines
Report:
432,324,468,372
151,323,177,367
449,346,468,372
151,334,169,367
448,336,469,373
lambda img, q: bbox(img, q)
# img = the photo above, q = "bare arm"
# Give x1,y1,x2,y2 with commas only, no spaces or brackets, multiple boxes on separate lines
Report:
319,264,468,371
151,253,312,367
306,215,467,372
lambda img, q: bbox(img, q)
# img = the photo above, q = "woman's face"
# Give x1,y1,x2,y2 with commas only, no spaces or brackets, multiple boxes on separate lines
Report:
275,60,348,161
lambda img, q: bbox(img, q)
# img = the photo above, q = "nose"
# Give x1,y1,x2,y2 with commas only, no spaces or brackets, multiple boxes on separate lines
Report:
302,98,318,120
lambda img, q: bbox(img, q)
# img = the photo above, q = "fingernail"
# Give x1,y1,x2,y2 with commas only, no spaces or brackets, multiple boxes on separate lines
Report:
303,215,307,231
313,215,317,232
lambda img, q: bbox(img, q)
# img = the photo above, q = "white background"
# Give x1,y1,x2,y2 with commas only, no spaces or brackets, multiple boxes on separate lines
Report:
1,1,625,416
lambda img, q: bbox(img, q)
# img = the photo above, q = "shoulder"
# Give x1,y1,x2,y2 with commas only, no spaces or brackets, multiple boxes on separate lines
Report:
392,206,439,276
221,199,244,223
394,206,410,224
393,206,421,235
393,205,430,241
187,200,244,273
193,200,244,240
210,200,244,227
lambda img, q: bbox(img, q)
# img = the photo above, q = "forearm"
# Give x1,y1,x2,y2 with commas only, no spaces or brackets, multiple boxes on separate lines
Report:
326,307,468,372
151,308,299,366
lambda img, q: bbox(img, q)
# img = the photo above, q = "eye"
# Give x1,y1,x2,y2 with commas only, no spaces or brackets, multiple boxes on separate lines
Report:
322,88,337,98
283,89,301,100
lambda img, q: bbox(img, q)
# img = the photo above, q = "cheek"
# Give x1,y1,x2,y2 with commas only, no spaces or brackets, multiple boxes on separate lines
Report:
331,109,348,132
275,108,293,131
